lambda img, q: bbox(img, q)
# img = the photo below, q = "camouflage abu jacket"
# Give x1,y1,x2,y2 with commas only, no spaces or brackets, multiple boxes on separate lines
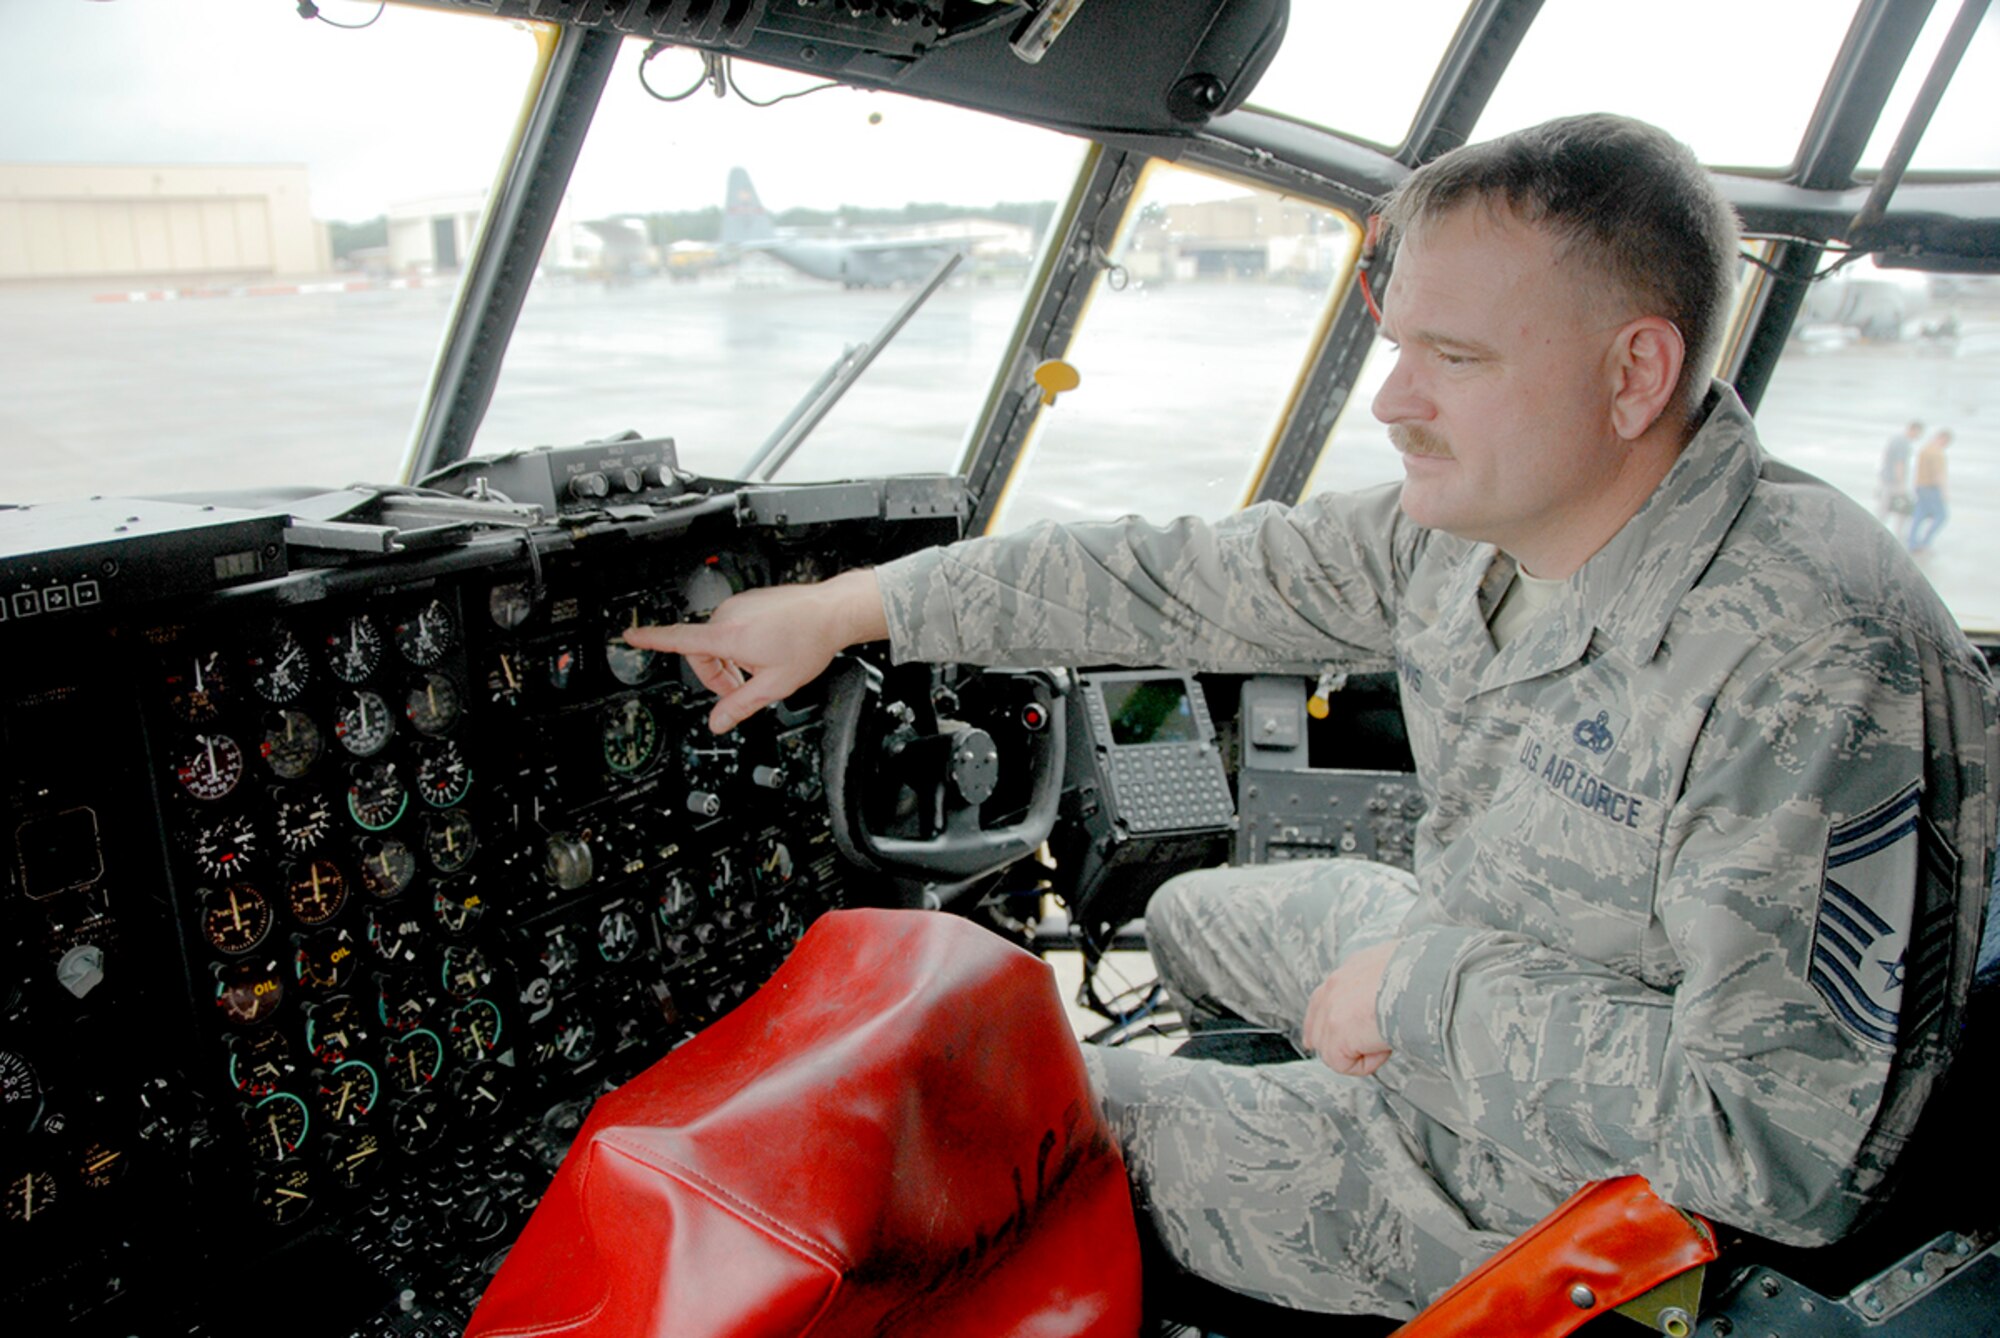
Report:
875,383,1998,1245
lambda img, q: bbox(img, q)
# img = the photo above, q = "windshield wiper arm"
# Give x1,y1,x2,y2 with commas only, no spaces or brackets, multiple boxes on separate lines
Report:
737,250,963,482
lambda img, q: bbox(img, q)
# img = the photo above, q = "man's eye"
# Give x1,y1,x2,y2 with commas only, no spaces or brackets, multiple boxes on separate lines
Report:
1435,350,1476,367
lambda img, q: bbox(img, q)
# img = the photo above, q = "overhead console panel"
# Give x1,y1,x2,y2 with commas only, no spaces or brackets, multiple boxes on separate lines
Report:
405,0,1288,136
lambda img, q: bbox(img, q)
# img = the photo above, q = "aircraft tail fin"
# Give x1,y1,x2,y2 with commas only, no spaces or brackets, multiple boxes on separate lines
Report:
721,167,777,245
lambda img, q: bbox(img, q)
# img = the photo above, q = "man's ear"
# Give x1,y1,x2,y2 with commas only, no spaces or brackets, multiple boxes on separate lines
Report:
1609,316,1684,441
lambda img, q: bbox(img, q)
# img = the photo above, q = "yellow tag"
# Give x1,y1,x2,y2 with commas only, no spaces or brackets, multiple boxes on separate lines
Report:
1306,695,1330,720
1032,359,1081,406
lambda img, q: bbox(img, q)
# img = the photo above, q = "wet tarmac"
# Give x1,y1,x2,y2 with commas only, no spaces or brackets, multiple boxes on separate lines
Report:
3,268,1996,626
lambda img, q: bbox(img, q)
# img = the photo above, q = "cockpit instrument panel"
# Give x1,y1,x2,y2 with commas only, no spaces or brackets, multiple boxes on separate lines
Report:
1,472,963,1335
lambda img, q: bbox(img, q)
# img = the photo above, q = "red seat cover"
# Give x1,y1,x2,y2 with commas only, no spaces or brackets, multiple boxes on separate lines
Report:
465,908,1143,1338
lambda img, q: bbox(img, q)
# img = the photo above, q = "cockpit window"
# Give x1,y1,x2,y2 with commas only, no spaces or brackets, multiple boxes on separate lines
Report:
1241,0,1471,151
1475,0,1863,170
985,162,1360,533
0,1,539,503
479,40,1087,484
1858,5,2000,173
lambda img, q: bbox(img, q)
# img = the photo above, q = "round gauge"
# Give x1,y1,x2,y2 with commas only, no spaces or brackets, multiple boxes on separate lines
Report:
292,927,358,991
4,1167,59,1226
424,811,477,874
682,725,742,792
546,644,580,693
189,813,259,880
404,673,462,737
316,1059,380,1127
601,696,658,774
753,837,796,891
326,615,385,684
384,1028,445,1096
273,789,337,853
413,740,474,809
488,581,536,630
657,871,696,927
355,836,417,900
440,945,495,1000
323,1128,385,1191
432,884,485,938
247,629,313,705
226,1029,295,1097
304,994,368,1064
244,1090,310,1162
259,710,323,780
548,1011,598,1067
392,598,457,668
346,762,409,834
542,832,594,892
393,1090,448,1153
213,959,286,1027
705,848,739,902
450,1061,508,1122
538,930,580,984
76,1140,128,1192
603,602,657,686
364,905,422,966
285,859,349,926
679,560,740,618
200,883,274,956
596,909,640,964
0,1050,45,1137
374,973,428,1035
175,733,246,802
448,999,504,1065
333,689,395,758
165,649,229,723
485,650,527,711
253,1164,315,1225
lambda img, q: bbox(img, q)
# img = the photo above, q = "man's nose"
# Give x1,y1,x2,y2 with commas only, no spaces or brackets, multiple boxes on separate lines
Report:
1371,350,1426,424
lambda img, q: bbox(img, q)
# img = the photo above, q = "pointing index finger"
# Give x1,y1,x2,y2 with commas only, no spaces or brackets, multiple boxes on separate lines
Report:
623,623,722,656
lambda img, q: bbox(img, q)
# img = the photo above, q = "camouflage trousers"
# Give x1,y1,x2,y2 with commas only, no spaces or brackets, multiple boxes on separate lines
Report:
1080,859,1569,1319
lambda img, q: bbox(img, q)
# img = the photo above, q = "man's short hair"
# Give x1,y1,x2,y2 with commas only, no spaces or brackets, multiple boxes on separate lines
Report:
1381,113,1741,426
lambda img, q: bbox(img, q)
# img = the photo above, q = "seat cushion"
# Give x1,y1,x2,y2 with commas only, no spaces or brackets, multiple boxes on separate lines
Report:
465,908,1143,1338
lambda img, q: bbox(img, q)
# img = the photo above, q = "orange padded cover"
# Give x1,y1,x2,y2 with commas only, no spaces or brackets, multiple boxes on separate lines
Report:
1394,1176,1717,1338
464,908,1142,1338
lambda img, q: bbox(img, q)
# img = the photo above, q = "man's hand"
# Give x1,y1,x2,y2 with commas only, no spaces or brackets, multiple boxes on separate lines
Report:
1302,940,1397,1077
624,568,887,733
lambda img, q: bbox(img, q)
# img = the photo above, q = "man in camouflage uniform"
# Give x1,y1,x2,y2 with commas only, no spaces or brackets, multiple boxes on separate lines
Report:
631,115,1999,1320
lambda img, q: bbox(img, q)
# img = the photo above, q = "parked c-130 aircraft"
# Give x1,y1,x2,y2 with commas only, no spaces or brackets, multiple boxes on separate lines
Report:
719,166,986,287
3,1,2000,1336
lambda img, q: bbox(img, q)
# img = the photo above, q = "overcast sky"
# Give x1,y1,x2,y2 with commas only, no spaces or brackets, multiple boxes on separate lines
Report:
4,0,1994,223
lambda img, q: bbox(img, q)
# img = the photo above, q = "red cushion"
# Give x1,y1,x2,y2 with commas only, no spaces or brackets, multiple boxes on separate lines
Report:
465,908,1143,1338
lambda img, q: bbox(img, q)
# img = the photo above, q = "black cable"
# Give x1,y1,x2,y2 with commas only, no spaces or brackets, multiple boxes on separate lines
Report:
296,1,385,29
637,42,714,102
724,58,841,108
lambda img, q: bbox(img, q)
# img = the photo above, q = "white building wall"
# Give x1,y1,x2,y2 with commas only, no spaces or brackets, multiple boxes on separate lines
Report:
0,163,321,280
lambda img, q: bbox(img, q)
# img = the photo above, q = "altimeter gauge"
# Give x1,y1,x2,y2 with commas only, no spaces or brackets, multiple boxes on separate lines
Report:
326,615,384,684
392,598,457,667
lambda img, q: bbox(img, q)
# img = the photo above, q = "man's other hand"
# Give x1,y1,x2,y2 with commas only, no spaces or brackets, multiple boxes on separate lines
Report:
623,569,887,733
1302,941,1397,1077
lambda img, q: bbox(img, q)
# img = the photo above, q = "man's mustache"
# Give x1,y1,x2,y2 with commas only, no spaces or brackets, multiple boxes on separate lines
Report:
1391,425,1453,459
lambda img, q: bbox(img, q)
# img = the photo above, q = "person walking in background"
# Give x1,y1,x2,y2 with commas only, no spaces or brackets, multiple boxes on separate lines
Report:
1909,428,1954,555
1879,420,1920,537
